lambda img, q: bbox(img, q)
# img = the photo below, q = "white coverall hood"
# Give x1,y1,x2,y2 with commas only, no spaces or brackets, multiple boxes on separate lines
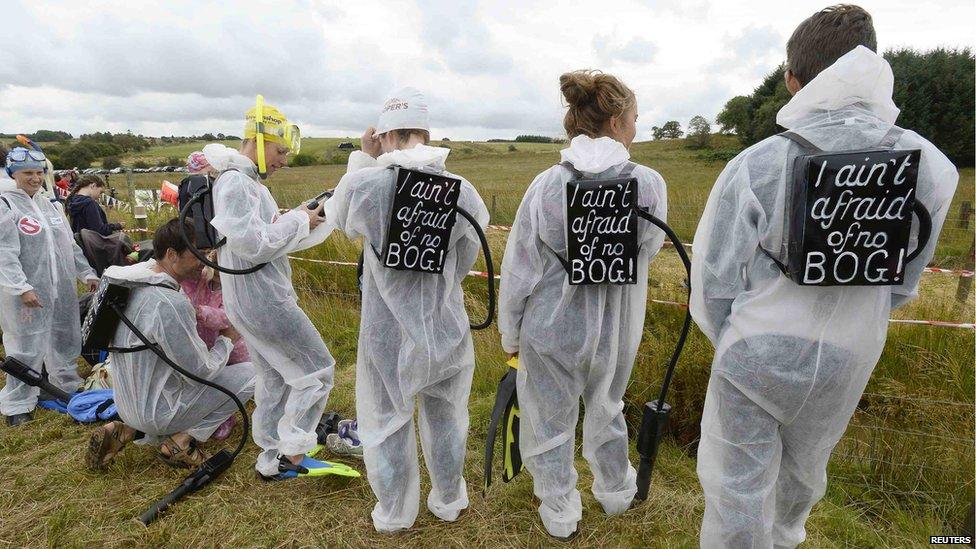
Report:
497,140,667,537
778,46,900,130
102,260,179,290
559,135,631,174
691,46,958,549
345,143,450,174
326,143,488,532
201,143,257,176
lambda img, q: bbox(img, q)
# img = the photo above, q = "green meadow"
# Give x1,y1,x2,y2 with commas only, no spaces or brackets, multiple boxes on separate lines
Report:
1,137,972,547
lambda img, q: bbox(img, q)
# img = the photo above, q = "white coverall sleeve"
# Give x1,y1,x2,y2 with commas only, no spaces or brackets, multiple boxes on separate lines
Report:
0,202,31,295
891,139,959,309
211,173,310,264
346,151,379,174
153,292,232,379
498,177,547,354
71,238,97,282
690,156,764,344
323,172,377,240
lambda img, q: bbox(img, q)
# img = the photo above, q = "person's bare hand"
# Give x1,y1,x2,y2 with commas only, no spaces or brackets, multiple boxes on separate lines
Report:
505,351,518,361
219,326,242,342
86,278,99,292
20,290,42,308
361,127,382,158
300,202,325,230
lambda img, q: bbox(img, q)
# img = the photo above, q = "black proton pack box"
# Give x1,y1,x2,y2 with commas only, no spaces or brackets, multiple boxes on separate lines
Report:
182,174,222,250
81,279,132,353
562,162,640,286
773,127,928,286
382,166,461,274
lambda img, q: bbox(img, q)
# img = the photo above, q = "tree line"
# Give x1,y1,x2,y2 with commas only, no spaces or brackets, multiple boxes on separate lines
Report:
715,47,974,166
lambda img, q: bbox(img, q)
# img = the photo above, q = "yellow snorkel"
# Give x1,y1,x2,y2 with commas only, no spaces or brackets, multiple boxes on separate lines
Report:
255,95,267,179
244,95,302,180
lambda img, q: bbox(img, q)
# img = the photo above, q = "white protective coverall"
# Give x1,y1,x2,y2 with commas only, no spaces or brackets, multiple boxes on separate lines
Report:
207,144,336,476
498,135,667,537
0,172,14,193
324,144,488,532
0,188,97,415
690,47,958,549
102,261,256,444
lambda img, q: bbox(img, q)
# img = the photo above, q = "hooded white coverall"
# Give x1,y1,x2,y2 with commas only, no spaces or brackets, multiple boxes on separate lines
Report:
498,135,667,537
208,145,336,476
690,47,958,548
0,188,97,415
102,261,256,444
324,144,488,532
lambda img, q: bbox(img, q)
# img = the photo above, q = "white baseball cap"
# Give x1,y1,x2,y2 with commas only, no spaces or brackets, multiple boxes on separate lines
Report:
376,87,429,135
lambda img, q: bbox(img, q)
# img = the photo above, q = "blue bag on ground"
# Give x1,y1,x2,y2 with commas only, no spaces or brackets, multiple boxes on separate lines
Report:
66,389,118,422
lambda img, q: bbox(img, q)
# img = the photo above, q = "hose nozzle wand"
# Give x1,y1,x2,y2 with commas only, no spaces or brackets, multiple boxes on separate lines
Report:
0,356,72,402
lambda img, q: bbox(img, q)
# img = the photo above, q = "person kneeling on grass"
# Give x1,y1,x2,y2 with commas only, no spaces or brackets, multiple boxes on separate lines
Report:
86,218,256,470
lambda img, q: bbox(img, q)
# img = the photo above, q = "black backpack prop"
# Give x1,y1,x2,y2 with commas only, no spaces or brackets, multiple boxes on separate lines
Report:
177,172,270,275
80,279,249,526
763,126,932,286
362,165,496,330
484,162,693,501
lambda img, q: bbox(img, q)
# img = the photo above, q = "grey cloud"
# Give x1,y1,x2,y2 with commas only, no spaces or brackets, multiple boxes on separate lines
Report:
706,25,784,78
0,2,388,105
416,0,513,75
593,34,658,65
636,0,710,18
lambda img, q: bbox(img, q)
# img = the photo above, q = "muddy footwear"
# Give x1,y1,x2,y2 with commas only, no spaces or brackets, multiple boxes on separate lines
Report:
157,436,209,469
87,420,129,470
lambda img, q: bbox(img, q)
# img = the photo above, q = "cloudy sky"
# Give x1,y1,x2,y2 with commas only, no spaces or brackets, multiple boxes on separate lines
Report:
2,0,972,141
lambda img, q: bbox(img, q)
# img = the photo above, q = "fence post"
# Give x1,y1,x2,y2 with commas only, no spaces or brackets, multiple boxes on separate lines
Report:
956,241,975,304
491,194,497,221
125,168,134,208
959,201,973,230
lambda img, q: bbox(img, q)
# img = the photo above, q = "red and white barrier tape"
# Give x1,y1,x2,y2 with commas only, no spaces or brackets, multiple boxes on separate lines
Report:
924,267,975,278
286,255,975,329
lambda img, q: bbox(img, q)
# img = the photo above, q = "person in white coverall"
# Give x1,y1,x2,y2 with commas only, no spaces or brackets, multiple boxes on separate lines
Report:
323,87,488,532
208,101,341,480
85,218,256,470
690,7,958,548
0,147,98,426
498,71,667,539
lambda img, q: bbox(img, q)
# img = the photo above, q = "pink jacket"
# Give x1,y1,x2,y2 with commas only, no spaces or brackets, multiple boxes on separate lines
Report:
180,277,250,365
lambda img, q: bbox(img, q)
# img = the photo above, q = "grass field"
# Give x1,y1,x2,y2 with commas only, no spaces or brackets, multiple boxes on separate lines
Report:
0,137,972,548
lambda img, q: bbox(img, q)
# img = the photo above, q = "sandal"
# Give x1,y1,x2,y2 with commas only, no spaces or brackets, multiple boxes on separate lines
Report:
86,421,130,470
157,436,209,469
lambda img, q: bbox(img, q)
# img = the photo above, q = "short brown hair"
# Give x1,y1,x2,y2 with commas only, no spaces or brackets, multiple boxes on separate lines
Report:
559,70,636,139
787,5,877,86
391,129,430,146
153,218,195,260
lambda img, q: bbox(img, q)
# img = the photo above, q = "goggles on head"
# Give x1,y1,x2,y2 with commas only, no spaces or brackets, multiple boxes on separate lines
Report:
246,95,301,179
8,148,47,163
